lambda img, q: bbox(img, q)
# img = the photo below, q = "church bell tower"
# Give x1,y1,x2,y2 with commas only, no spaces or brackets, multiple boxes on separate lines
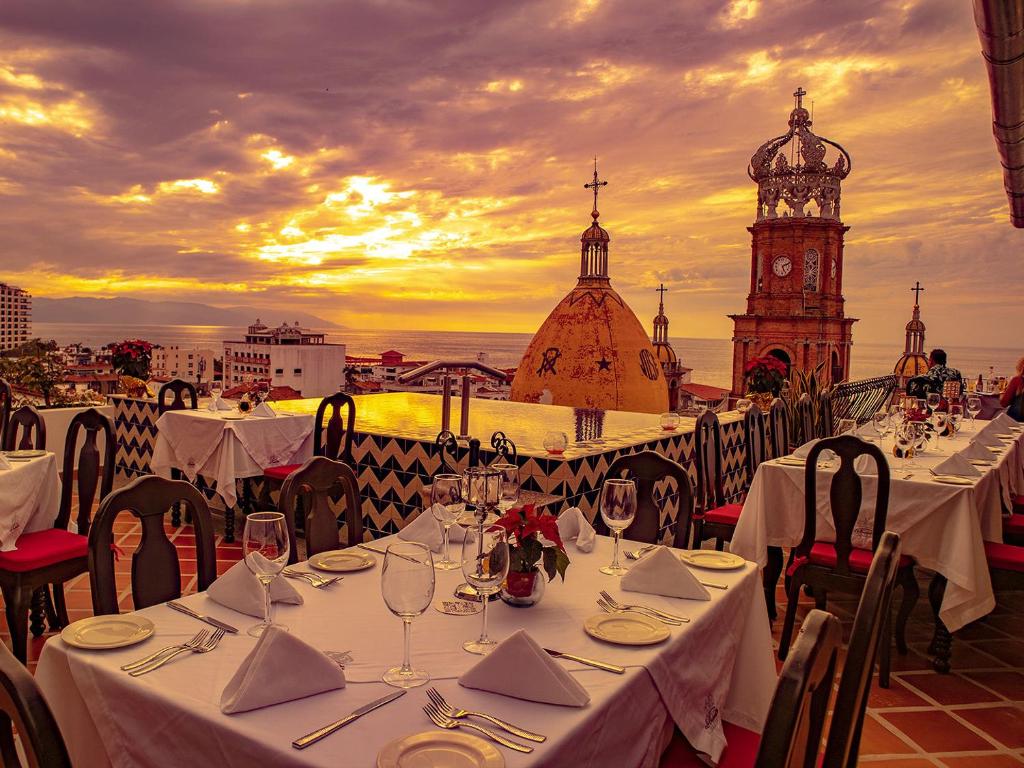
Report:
729,87,857,395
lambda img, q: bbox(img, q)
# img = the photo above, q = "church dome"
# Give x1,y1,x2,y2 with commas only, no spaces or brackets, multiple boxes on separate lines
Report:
654,342,677,366
894,283,928,381
894,352,929,379
510,164,669,414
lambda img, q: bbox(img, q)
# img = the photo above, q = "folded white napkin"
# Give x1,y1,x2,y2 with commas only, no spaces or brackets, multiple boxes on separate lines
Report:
458,629,589,707
932,453,982,478
621,546,710,601
0,454,11,470
972,430,1004,448
397,505,467,553
853,453,887,476
207,397,233,412
206,559,303,617
992,413,1021,432
792,438,836,462
221,625,346,714
556,507,596,552
252,402,276,418
960,440,998,461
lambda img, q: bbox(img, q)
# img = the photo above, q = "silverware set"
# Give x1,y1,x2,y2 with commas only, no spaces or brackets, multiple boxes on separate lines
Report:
622,547,728,589
121,628,225,676
423,703,534,753
598,590,689,625
167,601,239,633
282,568,342,588
426,688,544,744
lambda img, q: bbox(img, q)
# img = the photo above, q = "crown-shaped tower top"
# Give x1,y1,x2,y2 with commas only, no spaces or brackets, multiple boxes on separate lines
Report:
748,87,852,222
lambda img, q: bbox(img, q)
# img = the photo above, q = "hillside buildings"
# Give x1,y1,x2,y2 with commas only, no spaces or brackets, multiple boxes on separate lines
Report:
152,345,216,384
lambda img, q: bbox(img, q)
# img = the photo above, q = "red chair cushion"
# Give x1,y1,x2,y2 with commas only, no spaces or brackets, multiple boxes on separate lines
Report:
985,541,1024,572
1012,495,1024,514
1005,514,1024,537
807,542,913,574
660,722,760,767
703,503,743,525
263,463,302,482
0,529,88,572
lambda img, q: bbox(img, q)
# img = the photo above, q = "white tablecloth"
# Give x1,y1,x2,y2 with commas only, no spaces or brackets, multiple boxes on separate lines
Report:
151,410,315,508
0,453,61,550
732,423,1024,632
36,536,776,767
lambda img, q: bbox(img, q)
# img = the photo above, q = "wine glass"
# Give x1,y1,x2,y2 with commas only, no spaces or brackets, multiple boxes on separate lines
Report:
242,511,290,637
871,411,889,440
210,380,223,408
967,395,981,424
430,474,463,570
492,463,520,512
926,392,941,413
949,404,963,435
381,541,435,688
599,478,637,576
543,431,568,455
894,423,918,469
461,527,509,655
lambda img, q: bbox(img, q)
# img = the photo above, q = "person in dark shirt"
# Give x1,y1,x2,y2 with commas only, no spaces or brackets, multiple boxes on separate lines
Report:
923,349,964,397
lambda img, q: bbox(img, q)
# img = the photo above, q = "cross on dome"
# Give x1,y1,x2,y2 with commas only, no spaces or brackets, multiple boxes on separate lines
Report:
911,280,925,305
584,157,607,220
793,86,807,109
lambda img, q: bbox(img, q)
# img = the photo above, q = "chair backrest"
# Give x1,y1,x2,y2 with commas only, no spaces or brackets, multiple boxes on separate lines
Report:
818,390,834,438
435,430,459,474
3,405,45,451
756,609,842,768
314,392,356,464
795,393,815,447
0,378,11,449
279,456,363,562
0,641,71,768
58,408,115,536
157,379,198,414
694,410,726,513
744,403,767,484
768,397,790,459
88,476,216,615
795,436,891,577
489,431,518,464
823,531,903,768
595,451,695,548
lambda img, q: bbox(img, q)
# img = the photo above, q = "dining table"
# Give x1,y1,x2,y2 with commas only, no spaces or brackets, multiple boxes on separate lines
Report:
732,418,1024,669
0,451,62,550
35,535,776,768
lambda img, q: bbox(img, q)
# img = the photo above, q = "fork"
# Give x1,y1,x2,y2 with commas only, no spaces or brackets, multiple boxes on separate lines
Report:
120,630,209,672
600,590,689,623
624,544,659,560
422,704,533,753
129,628,225,676
597,597,686,626
283,569,341,588
425,688,545,743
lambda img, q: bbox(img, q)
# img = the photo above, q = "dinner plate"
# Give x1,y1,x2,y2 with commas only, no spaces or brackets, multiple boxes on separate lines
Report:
930,475,974,486
777,457,805,466
308,549,375,572
61,615,155,650
994,433,1013,439
377,731,504,768
221,413,245,420
679,550,746,570
3,449,46,460
969,459,994,466
584,613,670,646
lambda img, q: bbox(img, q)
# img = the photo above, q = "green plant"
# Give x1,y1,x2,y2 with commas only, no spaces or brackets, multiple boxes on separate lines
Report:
0,339,66,407
743,356,788,395
784,361,827,440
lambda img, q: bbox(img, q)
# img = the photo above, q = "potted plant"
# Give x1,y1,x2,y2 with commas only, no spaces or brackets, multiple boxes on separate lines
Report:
743,355,788,411
109,339,154,398
490,503,570,607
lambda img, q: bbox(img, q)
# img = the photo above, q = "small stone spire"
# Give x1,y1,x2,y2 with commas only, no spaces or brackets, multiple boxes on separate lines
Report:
653,284,669,344
579,159,611,283
904,281,926,355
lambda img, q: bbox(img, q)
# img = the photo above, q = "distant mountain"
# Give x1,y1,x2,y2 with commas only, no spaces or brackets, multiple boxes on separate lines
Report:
33,297,342,329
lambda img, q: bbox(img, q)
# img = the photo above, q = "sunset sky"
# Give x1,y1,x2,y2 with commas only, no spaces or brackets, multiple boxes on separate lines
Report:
0,0,1018,346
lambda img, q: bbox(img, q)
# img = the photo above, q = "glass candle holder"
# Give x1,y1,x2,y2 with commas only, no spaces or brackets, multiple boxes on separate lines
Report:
464,466,501,509
659,412,680,431
543,431,568,454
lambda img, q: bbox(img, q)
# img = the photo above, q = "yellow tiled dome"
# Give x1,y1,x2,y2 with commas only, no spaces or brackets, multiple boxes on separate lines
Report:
894,352,929,379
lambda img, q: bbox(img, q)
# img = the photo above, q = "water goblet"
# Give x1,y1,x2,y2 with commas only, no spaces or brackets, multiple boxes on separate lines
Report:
461,528,509,655
430,474,463,571
871,411,889,440
242,511,290,637
926,392,941,413
894,423,918,469
966,395,981,424
949,404,963,434
599,478,637,576
543,431,568,455
381,541,435,688
492,463,520,512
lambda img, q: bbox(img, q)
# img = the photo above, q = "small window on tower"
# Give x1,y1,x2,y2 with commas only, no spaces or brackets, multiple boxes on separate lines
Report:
803,249,819,292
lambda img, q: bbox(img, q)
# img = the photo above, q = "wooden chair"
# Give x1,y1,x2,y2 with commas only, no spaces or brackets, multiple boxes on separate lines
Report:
3,406,45,451
768,398,790,458
262,393,356,488
795,392,815,447
157,379,198,527
88,476,216,615
660,609,842,768
743,403,767,490
778,435,919,688
0,378,11,449
0,641,71,767
691,411,742,550
594,451,695,549
278,456,363,563
823,531,903,768
0,408,114,662
818,390,834,438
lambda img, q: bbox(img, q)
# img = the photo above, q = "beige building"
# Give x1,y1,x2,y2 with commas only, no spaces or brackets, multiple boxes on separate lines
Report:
223,320,346,398
0,283,31,353
152,345,216,383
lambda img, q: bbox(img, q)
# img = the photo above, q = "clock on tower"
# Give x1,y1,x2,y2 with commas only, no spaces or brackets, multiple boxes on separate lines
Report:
729,87,857,395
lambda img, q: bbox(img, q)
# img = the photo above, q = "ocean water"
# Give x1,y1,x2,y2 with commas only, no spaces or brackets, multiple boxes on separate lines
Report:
33,322,1021,390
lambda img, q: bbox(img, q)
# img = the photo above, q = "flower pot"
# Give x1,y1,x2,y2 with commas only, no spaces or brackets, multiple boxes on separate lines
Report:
745,392,774,412
500,568,546,607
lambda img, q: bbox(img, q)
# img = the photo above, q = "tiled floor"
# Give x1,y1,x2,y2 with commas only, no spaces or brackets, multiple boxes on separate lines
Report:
3,503,1022,767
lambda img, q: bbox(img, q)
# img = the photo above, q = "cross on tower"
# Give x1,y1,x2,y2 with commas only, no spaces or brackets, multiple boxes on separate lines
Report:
656,283,668,308
911,281,924,305
584,157,607,217
793,86,807,109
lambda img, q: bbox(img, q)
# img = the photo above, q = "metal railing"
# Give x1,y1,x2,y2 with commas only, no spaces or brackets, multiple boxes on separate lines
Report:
828,375,899,425
397,360,508,438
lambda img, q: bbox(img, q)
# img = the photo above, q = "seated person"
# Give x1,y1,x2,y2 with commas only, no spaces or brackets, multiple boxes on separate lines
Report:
923,349,963,397
1000,356,1024,421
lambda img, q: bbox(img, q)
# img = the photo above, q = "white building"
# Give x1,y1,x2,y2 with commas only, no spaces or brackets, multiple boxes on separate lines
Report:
0,283,31,353
152,345,217,383
223,320,346,398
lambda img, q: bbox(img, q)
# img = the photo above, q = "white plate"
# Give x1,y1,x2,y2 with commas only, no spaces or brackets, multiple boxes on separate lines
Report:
3,449,46,460
308,549,376,572
930,475,974,486
995,433,1014,439
221,413,245,420
61,615,155,649
777,457,805,466
679,550,746,570
377,731,504,768
584,612,669,646
969,459,994,466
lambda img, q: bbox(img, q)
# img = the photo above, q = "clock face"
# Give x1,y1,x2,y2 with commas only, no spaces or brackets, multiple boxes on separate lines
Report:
831,258,837,279
772,256,792,277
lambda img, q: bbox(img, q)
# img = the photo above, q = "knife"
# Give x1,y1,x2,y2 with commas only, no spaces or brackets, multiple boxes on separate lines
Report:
166,601,239,634
543,648,625,674
292,690,407,749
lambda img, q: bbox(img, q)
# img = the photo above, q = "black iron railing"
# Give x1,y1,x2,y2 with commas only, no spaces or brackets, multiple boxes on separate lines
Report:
829,375,899,425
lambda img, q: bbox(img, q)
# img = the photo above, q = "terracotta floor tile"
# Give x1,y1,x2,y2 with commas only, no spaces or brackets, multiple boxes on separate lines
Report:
857,714,917,755
900,672,1002,705
939,755,1024,767
856,760,938,767
952,706,1024,749
965,671,1024,702
956,620,1010,641
869,676,929,708
879,710,996,752
983,614,1024,634
970,641,1024,669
